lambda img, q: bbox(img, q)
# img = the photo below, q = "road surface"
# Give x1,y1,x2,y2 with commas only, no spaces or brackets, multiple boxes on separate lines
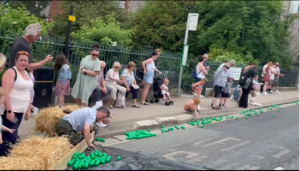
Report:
106,106,299,170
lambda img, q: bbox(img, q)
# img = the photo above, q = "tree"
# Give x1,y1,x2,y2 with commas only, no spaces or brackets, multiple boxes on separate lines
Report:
4,1,50,19
50,1,123,37
131,1,296,69
131,1,196,51
71,14,133,47
0,5,53,35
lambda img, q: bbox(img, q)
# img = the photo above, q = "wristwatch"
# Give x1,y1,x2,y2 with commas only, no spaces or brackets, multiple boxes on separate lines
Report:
84,71,87,75
7,110,12,113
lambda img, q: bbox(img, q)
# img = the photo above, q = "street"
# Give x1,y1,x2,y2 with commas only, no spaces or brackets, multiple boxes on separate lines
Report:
105,106,299,170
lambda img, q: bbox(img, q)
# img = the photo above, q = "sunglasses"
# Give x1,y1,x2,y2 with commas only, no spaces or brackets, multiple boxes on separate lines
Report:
92,53,99,57
18,51,29,56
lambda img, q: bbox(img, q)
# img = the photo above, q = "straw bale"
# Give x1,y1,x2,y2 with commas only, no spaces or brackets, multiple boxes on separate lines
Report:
0,156,46,170
34,104,82,135
9,136,71,169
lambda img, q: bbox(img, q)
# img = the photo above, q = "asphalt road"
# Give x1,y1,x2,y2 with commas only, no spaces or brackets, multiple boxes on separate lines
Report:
107,106,299,170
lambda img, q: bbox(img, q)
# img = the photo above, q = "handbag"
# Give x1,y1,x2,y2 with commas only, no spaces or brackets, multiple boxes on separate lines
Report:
115,94,126,108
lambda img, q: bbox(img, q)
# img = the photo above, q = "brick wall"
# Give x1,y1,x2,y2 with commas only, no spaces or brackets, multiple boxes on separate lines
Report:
49,1,65,19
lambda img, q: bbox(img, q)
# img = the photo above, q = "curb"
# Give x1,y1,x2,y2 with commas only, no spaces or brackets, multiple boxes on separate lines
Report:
96,98,299,138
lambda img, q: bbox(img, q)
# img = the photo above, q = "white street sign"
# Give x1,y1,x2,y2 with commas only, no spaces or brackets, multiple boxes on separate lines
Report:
188,13,199,31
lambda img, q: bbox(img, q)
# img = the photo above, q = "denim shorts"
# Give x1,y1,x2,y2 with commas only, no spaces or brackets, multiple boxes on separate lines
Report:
143,70,154,84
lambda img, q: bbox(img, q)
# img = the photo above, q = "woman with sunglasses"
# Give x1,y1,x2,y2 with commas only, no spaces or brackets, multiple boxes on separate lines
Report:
105,62,126,108
141,52,162,105
0,51,33,156
71,43,101,107
211,63,231,110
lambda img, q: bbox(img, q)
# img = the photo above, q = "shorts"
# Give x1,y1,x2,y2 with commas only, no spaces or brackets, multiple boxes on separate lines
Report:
143,70,154,84
213,85,223,98
221,92,229,98
270,79,275,86
56,119,83,146
273,77,279,87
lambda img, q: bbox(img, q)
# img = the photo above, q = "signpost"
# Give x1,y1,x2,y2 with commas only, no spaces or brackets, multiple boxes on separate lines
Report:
64,6,75,58
229,67,242,80
177,13,199,96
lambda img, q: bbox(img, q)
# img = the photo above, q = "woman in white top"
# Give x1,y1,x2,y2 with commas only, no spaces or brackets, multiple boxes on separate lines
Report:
195,55,208,82
0,51,33,156
105,61,126,108
141,52,162,105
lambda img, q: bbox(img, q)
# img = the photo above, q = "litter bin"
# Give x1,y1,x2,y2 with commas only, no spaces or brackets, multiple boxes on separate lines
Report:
32,66,54,109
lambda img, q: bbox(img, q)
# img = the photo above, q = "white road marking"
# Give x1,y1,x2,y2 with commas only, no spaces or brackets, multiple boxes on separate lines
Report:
221,140,252,152
162,151,198,161
202,137,239,148
219,162,239,170
193,135,220,145
273,149,291,158
274,167,284,170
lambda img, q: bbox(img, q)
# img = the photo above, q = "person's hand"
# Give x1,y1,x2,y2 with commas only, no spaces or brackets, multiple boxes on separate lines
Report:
206,66,210,70
117,80,123,84
61,85,66,91
88,143,96,150
81,68,87,74
45,55,53,63
6,112,15,123
97,84,101,88
0,136,2,145
8,129,16,134
126,87,130,92
229,91,231,95
281,74,284,77
102,118,110,125
143,70,146,75
24,111,31,121
158,71,162,74
101,88,107,94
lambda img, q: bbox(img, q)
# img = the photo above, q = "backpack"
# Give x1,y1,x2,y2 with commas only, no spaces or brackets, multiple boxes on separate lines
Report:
192,63,201,79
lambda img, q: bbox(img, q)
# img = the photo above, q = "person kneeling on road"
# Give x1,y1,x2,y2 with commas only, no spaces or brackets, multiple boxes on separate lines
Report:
56,106,110,150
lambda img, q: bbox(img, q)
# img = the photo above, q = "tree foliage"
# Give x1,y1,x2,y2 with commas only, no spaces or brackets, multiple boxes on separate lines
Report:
0,5,53,35
71,14,134,47
131,1,296,68
50,1,123,37
3,0,50,19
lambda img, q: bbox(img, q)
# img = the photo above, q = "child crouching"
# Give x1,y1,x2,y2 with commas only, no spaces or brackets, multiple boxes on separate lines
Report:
184,97,201,118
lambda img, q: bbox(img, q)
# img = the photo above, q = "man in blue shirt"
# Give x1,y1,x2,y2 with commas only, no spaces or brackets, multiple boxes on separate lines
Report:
56,106,110,149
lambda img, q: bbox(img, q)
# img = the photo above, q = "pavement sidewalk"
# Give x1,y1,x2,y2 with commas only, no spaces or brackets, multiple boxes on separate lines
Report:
18,90,299,139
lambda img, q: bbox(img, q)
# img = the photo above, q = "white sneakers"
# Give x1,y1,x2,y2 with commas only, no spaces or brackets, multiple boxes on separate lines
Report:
256,92,262,96
197,105,202,110
262,92,269,95
96,121,107,128
276,90,281,94
32,107,39,116
270,90,274,94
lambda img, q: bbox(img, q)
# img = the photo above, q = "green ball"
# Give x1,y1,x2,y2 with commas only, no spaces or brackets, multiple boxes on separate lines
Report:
148,129,151,132
117,156,122,161
246,117,248,119
236,117,238,119
96,137,100,141
278,110,280,112
272,114,274,117
161,125,165,128
201,125,204,128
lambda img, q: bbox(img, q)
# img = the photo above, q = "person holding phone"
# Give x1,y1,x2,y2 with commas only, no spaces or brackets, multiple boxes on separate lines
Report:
8,23,53,71
0,51,33,156
71,43,101,107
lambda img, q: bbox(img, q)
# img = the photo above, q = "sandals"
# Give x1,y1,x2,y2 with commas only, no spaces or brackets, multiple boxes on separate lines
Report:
212,106,219,110
141,102,149,105
132,103,140,108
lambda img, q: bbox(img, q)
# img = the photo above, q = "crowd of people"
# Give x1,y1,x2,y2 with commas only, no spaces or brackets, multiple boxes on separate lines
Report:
183,56,285,117
0,23,286,153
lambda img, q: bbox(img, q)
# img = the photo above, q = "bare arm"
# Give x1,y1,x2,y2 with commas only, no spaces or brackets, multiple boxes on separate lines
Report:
108,71,120,82
142,58,153,72
2,69,14,113
122,76,129,89
160,85,168,91
83,123,92,145
27,55,52,71
101,79,106,89
85,70,99,77
199,64,208,75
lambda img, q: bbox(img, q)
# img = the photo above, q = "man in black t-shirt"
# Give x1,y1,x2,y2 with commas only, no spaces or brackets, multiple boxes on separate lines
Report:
9,23,53,70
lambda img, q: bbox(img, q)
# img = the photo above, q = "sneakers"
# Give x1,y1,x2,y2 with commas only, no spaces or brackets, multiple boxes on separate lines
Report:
220,105,226,110
262,92,269,95
96,121,107,128
32,107,39,116
132,103,140,108
200,95,204,98
270,90,274,94
276,90,281,94
197,105,202,110
256,92,262,96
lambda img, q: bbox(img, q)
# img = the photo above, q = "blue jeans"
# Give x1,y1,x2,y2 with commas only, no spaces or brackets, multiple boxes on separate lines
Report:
93,86,112,102
195,77,202,82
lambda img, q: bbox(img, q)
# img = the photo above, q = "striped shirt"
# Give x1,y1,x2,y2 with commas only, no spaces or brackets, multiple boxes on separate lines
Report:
97,70,104,85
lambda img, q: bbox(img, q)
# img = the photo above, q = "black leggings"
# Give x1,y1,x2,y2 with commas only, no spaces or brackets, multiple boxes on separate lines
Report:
239,88,251,108
125,86,139,99
0,110,24,156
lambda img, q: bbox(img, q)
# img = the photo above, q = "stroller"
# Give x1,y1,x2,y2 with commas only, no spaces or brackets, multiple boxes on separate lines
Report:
149,77,164,103
232,85,241,103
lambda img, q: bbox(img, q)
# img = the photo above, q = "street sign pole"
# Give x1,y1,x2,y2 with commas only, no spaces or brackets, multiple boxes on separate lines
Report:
177,13,199,97
65,6,74,58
